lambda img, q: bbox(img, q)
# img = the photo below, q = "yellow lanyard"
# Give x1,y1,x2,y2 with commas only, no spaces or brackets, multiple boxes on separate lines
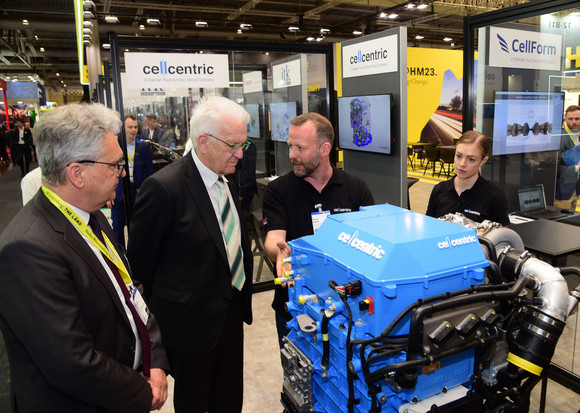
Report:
127,143,135,165
564,123,578,146
41,186,132,285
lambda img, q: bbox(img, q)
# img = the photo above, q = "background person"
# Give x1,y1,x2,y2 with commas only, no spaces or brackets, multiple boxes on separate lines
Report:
107,114,154,246
127,96,253,413
0,103,168,412
7,119,33,176
142,115,164,144
426,130,509,226
262,112,375,349
555,105,580,211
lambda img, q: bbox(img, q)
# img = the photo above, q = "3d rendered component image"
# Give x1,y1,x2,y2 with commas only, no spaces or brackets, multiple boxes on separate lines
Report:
278,204,580,413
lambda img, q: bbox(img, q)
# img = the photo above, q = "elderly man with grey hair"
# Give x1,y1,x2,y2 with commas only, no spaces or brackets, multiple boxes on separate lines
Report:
127,96,253,412
0,103,169,412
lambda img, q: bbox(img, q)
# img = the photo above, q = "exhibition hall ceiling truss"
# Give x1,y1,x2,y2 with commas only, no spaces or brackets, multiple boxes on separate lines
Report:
0,0,530,89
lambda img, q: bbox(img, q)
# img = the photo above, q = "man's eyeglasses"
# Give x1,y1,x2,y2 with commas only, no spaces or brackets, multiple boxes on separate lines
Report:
205,133,250,154
74,159,126,176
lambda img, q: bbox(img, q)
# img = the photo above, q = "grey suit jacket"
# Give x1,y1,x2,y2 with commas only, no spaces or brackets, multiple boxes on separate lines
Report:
127,154,253,354
0,191,168,413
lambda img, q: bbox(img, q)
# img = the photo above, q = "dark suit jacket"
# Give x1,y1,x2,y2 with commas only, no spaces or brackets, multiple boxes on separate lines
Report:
114,139,154,203
7,127,33,149
127,154,253,354
0,191,169,413
141,127,164,144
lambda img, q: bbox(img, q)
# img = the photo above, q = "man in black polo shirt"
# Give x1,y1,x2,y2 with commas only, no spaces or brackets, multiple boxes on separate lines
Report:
262,112,374,348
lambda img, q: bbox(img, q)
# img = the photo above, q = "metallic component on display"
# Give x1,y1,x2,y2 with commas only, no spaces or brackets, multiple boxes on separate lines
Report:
279,206,580,413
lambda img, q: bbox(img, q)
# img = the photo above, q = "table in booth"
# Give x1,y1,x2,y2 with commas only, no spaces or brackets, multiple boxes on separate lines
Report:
510,218,580,266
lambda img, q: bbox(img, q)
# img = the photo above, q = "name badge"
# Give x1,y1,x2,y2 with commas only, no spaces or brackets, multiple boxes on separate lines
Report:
129,285,149,325
311,210,330,233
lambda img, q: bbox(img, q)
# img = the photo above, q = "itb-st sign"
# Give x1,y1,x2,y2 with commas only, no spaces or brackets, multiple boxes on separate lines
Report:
124,52,229,89
489,27,562,71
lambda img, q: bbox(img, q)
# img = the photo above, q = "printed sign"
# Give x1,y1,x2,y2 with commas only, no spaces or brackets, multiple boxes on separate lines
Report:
272,59,301,89
489,27,562,71
342,34,398,78
243,71,263,94
124,52,229,89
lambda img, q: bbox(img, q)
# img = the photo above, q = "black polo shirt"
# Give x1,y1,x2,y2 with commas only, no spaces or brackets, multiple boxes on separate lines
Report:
426,174,510,226
262,167,375,312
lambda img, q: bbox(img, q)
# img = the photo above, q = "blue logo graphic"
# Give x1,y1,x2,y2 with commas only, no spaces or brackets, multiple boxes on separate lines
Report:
497,34,509,53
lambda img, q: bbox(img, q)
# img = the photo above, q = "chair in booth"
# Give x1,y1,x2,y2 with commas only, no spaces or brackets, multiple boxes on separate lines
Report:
407,146,415,170
248,208,275,282
412,145,425,167
438,147,455,178
423,146,441,176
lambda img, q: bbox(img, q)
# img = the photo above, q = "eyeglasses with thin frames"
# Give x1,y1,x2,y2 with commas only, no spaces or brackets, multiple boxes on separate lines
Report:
73,159,126,176
205,133,250,154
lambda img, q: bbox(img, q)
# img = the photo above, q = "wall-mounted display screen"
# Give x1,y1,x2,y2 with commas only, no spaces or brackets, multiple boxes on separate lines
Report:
492,91,565,156
243,104,260,139
337,94,392,155
269,102,297,142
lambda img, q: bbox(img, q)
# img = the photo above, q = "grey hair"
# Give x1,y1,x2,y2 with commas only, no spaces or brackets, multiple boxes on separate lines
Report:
36,103,123,186
189,96,249,149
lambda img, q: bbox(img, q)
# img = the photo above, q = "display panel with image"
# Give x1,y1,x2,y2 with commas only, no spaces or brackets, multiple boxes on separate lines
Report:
243,104,261,138
337,94,392,155
269,102,297,142
492,91,565,156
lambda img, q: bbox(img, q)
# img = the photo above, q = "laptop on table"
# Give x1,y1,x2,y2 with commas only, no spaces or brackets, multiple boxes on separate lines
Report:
516,185,569,220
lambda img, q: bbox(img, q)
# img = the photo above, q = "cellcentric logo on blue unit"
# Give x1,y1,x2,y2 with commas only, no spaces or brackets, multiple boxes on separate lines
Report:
496,33,557,56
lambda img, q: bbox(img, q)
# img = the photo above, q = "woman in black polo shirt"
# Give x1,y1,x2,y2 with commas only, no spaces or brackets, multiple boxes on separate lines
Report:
426,131,509,226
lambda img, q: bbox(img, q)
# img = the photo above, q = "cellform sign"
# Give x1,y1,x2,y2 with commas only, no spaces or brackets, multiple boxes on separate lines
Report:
342,35,398,78
489,27,562,71
124,52,229,89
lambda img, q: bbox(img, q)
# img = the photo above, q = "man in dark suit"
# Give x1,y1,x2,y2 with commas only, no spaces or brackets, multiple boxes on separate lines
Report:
0,103,169,412
141,114,164,145
127,96,253,413
7,119,33,176
108,114,154,246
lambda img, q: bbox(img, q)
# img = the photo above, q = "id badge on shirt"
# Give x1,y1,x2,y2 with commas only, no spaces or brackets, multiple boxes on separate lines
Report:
311,210,330,233
129,284,150,325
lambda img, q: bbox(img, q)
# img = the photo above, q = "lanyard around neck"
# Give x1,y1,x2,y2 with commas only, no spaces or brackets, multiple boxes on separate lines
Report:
41,186,132,285
565,123,578,146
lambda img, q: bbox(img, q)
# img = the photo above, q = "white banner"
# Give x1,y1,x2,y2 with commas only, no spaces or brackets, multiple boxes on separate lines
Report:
272,59,301,89
342,35,398,78
124,52,229,89
243,71,263,94
489,27,562,71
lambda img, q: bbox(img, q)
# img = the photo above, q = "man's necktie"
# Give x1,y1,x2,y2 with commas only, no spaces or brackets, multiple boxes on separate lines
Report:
88,214,151,377
216,178,246,290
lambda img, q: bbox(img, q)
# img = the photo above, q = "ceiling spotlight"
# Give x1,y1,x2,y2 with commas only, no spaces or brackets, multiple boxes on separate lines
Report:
237,29,243,35
316,37,324,42
83,34,91,40
195,21,208,28
83,21,93,28
379,12,387,18
56,73,60,76
147,18,160,25
406,3,416,9
83,1,95,10
105,16,119,23
451,43,455,47
443,36,452,41
83,40,91,46
83,28,92,35
139,24,145,30
83,11,94,19
40,47,45,52
288,26,300,32
240,23,253,30
320,28,330,34
22,19,29,25
306,36,315,42
389,13,399,19
102,43,111,49
353,29,363,35
34,35,39,40
417,2,429,9
415,35,424,39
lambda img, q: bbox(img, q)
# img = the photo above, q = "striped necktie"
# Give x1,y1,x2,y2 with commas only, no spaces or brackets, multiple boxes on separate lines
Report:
216,178,245,290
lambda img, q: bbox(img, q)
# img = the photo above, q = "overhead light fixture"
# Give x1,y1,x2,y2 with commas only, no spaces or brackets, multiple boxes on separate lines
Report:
40,47,45,52
195,21,208,28
288,26,300,32
83,0,95,10
389,13,399,19
306,36,315,42
320,28,330,34
237,29,243,35
83,40,91,46
104,16,119,23
139,24,145,30
443,37,452,41
451,43,455,47
83,34,91,40
83,11,94,19
22,19,29,25
240,23,253,30
83,20,93,28
34,35,39,40
147,18,160,25
56,73,60,76
83,28,92,35
353,29,363,35
415,35,424,39
406,3,416,9
379,11,387,18
417,2,429,9
102,43,111,49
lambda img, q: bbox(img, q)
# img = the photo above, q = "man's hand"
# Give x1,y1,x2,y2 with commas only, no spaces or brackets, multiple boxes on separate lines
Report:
275,240,294,287
143,368,168,410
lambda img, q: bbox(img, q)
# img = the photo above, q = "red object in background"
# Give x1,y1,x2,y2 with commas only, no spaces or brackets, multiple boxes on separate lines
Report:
0,79,9,129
